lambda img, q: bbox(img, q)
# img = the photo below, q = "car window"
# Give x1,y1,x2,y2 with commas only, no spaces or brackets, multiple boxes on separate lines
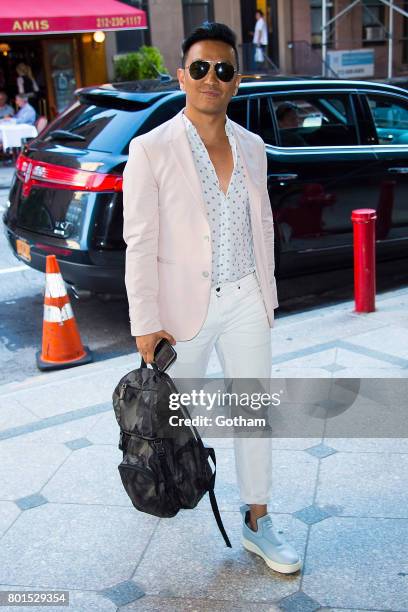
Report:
227,97,248,128
38,100,151,154
255,97,278,145
366,94,408,145
136,96,186,136
261,93,358,147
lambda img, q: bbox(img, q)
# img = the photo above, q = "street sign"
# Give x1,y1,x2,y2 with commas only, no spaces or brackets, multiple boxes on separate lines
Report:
327,49,375,78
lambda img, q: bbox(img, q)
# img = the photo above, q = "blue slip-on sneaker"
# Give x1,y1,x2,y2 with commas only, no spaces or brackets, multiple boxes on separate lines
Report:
240,504,302,574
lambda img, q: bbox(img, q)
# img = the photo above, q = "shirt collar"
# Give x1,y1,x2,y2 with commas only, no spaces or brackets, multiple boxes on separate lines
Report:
181,107,236,158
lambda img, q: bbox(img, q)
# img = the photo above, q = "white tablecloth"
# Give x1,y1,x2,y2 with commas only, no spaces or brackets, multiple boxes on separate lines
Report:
0,123,38,150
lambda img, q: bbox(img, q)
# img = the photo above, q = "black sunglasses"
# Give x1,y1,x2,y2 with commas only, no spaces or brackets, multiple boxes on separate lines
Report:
185,60,238,83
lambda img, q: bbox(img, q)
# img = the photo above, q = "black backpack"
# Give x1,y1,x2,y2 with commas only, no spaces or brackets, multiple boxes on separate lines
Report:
112,358,232,548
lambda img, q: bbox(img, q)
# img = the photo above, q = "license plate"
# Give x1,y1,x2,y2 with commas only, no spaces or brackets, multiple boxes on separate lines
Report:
16,238,31,262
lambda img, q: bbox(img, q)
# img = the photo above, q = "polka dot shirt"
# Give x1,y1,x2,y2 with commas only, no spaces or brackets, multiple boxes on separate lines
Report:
182,108,256,287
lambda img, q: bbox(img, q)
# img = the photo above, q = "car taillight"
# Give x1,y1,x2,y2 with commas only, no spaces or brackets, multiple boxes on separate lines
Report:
35,243,73,256
16,153,123,196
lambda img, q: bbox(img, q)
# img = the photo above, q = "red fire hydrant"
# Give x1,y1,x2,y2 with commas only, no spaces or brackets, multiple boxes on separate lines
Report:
351,209,377,313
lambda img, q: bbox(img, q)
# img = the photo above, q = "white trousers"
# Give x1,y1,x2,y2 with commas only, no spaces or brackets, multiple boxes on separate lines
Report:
167,270,273,505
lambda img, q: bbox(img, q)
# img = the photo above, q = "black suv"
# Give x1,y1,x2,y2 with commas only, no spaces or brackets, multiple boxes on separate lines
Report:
3,77,408,295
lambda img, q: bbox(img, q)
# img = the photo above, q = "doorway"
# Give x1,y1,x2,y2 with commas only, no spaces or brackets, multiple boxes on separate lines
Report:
0,37,46,115
41,38,81,118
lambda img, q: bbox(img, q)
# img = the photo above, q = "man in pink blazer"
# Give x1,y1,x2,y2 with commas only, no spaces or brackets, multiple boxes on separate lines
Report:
123,22,301,574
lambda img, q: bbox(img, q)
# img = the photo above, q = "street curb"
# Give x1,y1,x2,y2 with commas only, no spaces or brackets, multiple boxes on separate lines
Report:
0,286,406,397
0,352,138,397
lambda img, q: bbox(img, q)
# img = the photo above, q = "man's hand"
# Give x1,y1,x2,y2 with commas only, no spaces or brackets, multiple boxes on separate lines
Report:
135,330,176,365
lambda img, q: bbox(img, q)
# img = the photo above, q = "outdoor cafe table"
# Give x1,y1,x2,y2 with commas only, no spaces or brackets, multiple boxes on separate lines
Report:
0,122,38,151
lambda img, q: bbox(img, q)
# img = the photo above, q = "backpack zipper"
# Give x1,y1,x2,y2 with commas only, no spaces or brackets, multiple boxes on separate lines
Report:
119,382,127,400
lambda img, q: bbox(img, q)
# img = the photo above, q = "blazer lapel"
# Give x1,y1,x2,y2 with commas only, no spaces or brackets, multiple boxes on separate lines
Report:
168,110,209,223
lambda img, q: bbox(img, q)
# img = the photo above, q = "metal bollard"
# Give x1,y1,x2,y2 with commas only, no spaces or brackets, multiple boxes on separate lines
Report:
351,208,377,313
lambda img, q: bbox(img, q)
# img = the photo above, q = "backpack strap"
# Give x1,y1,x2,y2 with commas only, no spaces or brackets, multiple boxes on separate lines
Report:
206,447,232,548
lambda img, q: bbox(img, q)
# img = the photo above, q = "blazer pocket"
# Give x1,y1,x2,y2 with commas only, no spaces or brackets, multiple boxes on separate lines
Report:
157,255,176,265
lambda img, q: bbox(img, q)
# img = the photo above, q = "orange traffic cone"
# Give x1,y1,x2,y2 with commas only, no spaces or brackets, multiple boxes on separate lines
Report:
36,255,92,371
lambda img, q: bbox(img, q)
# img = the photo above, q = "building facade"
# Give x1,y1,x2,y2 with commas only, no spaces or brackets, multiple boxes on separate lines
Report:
0,2,147,119
110,0,408,80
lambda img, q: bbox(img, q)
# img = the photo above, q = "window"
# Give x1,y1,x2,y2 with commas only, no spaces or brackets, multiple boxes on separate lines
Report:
310,0,334,47
137,97,186,136
182,0,214,38
263,93,358,147
227,97,248,128
366,94,408,145
403,1,408,64
362,0,386,42
255,97,278,145
39,101,150,154
116,0,151,50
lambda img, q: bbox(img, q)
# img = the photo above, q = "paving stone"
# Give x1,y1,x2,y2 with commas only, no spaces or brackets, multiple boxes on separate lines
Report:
42,445,132,507
64,437,93,450
342,325,408,361
0,503,158,590
269,438,323,451
132,510,306,603
122,595,280,611
0,500,20,537
318,609,377,612
274,349,336,368
277,590,321,611
271,367,332,378
0,439,70,499
87,411,120,445
195,447,317,515
0,397,36,430
14,378,117,419
267,450,318,515
267,401,327,440
305,443,338,458
201,436,234,450
15,493,48,511
322,393,407,441
271,311,382,356
335,346,405,369
316,451,408,518
19,412,104,445
332,367,407,378
321,364,346,373
292,505,333,525
302,516,408,609
100,579,145,605
324,436,408,453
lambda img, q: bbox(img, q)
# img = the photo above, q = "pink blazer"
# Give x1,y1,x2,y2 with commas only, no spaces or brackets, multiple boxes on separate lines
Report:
122,108,279,341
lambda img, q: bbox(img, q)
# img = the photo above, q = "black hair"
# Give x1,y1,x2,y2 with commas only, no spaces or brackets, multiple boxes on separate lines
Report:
181,21,239,70
256,9,264,16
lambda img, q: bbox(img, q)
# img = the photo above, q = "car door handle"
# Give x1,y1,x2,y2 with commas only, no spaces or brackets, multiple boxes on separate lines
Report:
268,173,298,182
387,167,408,174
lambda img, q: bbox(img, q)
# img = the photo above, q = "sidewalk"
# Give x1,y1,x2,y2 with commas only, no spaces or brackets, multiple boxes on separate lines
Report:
0,287,407,611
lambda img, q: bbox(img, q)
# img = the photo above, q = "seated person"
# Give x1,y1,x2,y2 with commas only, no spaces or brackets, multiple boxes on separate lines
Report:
0,91,14,120
2,94,36,125
276,102,307,147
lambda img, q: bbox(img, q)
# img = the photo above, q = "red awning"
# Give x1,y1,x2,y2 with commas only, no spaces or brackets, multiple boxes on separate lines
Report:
0,0,147,36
